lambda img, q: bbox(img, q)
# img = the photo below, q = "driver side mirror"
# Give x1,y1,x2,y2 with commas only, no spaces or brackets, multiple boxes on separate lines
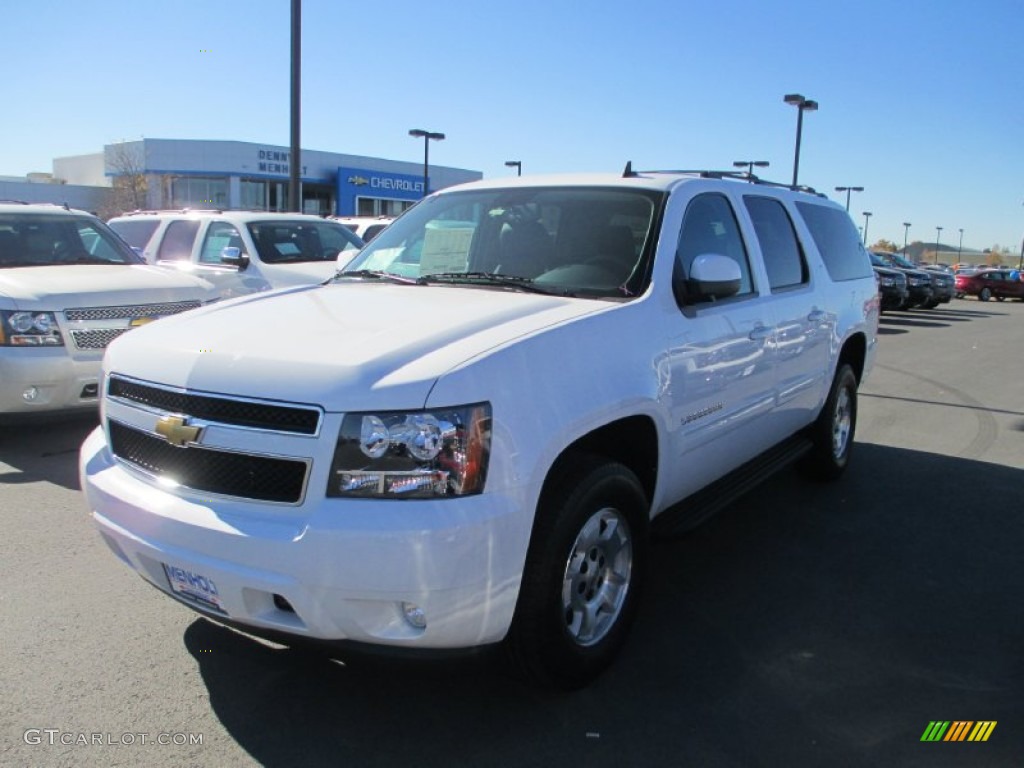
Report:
220,246,249,270
675,252,742,305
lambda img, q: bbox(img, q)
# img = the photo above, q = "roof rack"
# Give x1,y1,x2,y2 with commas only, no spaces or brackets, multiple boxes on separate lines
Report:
621,161,824,197
0,200,77,210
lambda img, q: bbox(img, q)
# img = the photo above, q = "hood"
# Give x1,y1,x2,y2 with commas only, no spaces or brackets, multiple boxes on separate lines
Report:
0,264,218,309
163,259,338,286
104,282,612,410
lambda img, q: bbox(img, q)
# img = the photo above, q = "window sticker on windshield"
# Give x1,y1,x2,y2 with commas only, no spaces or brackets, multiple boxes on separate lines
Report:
274,242,301,256
419,227,474,274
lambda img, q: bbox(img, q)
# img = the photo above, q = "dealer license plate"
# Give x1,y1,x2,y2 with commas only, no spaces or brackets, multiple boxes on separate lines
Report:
162,563,226,614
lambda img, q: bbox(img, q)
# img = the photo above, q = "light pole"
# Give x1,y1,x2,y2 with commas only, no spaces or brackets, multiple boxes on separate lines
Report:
957,228,964,264
862,211,872,245
733,160,769,181
935,226,943,264
408,129,445,198
504,160,522,176
902,222,911,258
783,93,818,188
835,186,864,212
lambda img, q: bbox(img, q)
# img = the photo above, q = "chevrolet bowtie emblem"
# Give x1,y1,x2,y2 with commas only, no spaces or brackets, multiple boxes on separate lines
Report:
155,415,202,447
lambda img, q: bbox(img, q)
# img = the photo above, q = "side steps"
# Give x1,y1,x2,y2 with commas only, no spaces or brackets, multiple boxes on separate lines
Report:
651,434,812,538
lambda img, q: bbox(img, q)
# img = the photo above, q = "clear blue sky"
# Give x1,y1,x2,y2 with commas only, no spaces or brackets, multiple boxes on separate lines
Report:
5,0,1022,253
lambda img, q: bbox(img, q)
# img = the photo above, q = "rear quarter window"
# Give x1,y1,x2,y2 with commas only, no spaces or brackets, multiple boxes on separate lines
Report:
794,202,873,282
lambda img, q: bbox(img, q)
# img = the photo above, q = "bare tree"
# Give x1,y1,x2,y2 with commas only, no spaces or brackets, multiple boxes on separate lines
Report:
100,141,148,219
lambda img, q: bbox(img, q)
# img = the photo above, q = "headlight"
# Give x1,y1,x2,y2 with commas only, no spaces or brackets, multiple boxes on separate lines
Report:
879,276,894,286
0,311,64,346
327,403,491,498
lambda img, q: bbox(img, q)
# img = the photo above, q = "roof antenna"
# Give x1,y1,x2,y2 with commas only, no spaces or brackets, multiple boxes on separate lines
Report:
622,161,633,178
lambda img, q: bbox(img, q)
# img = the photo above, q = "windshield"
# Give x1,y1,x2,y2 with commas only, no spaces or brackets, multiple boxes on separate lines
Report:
247,219,363,264
340,187,662,299
889,253,917,269
0,213,143,267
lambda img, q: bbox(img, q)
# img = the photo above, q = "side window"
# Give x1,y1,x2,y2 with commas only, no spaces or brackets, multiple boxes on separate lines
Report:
744,196,808,291
199,221,244,264
794,202,873,282
674,193,753,303
156,220,200,261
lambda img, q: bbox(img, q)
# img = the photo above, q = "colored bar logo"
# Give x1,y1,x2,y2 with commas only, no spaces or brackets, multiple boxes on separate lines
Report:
921,721,997,742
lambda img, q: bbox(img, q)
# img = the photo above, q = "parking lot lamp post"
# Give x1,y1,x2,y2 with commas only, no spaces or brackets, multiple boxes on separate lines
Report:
957,228,964,263
505,160,522,176
902,222,911,258
408,129,445,198
935,226,943,264
835,186,864,211
783,94,818,188
733,160,769,181
862,211,872,245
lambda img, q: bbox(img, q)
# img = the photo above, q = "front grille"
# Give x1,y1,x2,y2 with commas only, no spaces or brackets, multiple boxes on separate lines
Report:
107,377,321,435
70,328,130,349
64,300,201,322
109,421,307,503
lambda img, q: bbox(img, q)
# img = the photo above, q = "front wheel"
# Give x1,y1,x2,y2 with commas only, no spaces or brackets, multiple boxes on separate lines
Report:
979,287,992,301
801,364,858,481
505,455,648,690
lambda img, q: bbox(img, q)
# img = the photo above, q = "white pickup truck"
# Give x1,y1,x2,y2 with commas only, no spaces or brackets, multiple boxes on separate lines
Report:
81,169,879,688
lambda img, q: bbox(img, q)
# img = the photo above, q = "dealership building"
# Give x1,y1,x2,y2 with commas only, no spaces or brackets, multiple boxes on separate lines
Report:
6,138,482,217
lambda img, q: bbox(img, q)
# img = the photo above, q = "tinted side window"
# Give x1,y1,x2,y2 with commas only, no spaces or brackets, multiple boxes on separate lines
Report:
795,202,873,282
199,221,244,264
744,196,807,291
675,193,753,302
108,219,159,250
157,220,200,261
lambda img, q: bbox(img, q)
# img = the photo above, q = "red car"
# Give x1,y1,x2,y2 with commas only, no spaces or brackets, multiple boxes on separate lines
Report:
954,268,1024,301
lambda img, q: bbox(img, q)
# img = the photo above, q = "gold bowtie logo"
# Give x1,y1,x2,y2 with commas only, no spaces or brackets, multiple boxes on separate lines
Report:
155,415,202,447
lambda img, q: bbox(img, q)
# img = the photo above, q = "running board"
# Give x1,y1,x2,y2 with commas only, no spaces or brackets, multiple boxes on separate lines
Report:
652,434,812,538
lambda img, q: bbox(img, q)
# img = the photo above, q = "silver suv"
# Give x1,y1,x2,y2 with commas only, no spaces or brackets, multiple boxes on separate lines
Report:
108,210,364,300
0,202,217,419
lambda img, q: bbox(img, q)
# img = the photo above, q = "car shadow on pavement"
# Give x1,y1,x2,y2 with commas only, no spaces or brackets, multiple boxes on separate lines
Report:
183,443,1024,768
0,415,98,490
878,316,952,329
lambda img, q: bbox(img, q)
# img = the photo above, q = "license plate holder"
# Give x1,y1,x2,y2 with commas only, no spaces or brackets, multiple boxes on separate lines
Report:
162,563,227,614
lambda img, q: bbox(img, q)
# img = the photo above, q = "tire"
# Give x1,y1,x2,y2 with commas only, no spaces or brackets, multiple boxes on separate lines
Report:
922,300,939,309
801,364,858,481
505,455,648,690
979,287,992,302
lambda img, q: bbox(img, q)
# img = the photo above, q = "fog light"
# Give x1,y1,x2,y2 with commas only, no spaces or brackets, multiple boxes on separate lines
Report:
22,386,39,402
401,602,426,630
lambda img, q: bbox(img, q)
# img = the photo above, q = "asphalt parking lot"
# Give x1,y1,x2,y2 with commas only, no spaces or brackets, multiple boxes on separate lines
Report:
2,299,1022,768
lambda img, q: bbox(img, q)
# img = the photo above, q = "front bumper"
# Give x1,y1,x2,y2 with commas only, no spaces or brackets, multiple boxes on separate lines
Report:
878,285,908,311
0,347,101,416
80,426,530,649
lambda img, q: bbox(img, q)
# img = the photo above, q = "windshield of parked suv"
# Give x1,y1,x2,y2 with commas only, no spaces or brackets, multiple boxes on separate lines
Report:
339,187,662,299
246,220,362,264
0,213,143,267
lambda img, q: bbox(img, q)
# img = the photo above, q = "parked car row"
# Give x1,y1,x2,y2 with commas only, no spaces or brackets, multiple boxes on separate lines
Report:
0,202,379,419
869,251,955,310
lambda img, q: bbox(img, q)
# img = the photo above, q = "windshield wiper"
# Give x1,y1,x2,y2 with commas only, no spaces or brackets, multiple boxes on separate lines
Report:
419,272,567,295
333,269,421,285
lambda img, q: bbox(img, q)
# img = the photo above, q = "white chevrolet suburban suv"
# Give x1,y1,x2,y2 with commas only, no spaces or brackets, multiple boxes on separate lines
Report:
0,202,217,419
107,210,364,300
81,168,879,688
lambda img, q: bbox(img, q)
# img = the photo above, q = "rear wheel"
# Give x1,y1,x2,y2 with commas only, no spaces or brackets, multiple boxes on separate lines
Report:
801,364,858,481
979,287,992,301
505,455,648,690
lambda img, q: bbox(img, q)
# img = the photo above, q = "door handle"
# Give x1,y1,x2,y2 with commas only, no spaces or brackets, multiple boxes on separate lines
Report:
807,310,826,323
748,325,772,341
